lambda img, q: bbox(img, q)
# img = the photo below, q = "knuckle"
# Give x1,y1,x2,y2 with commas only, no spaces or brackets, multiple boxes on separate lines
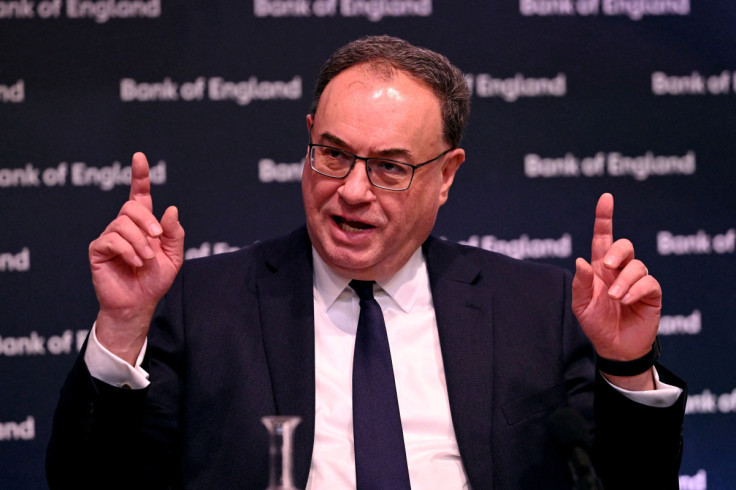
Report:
106,218,124,235
118,200,137,215
615,238,633,249
630,259,644,269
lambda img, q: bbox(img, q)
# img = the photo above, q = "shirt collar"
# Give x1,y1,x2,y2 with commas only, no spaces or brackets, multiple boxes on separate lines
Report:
312,247,427,313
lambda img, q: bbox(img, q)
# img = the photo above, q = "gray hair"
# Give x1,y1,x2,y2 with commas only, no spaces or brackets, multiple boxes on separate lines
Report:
310,35,471,148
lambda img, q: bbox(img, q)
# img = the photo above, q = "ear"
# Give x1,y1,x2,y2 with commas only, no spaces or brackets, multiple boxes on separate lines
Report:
438,148,465,206
306,114,314,132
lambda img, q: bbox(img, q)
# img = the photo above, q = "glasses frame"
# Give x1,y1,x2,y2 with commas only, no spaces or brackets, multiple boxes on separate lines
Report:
307,142,454,191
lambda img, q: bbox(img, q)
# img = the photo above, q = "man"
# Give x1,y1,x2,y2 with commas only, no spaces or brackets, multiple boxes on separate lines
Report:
47,36,685,489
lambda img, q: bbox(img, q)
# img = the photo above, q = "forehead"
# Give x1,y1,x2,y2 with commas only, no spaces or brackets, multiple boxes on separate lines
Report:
313,65,444,153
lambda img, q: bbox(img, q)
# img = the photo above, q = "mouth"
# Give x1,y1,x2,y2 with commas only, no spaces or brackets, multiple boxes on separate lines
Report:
332,216,375,232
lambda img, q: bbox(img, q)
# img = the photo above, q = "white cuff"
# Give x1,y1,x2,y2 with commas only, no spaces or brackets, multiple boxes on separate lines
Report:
84,322,150,389
604,367,683,408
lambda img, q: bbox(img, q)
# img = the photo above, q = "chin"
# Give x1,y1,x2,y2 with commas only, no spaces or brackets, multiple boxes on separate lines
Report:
320,246,379,276
327,250,373,271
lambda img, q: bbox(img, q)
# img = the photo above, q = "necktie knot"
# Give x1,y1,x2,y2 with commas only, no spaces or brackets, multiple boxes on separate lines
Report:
349,280,375,301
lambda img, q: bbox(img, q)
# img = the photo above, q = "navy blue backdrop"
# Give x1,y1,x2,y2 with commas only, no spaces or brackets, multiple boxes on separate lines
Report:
1,1,734,488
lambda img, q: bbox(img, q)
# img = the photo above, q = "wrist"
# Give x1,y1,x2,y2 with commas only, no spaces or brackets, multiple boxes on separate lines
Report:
596,338,661,377
601,368,656,391
95,310,152,365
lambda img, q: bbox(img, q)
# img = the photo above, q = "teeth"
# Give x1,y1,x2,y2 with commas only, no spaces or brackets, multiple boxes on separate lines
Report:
340,221,365,232
335,217,372,232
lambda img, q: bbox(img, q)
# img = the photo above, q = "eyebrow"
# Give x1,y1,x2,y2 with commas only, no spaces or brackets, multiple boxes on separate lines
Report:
317,131,415,161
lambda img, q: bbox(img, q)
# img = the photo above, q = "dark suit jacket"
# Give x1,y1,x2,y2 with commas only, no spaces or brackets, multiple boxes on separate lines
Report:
47,227,686,489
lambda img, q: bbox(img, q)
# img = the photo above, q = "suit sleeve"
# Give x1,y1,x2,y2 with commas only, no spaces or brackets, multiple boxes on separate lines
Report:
46,281,187,489
593,363,687,489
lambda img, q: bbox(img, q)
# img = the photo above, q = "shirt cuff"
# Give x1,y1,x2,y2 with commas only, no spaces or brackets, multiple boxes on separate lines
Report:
603,367,683,408
84,322,150,389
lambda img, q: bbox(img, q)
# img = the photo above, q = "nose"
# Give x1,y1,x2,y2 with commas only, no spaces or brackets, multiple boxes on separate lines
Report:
337,160,376,204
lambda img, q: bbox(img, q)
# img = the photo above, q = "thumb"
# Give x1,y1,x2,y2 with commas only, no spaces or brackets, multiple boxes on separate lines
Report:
159,206,185,266
571,257,594,316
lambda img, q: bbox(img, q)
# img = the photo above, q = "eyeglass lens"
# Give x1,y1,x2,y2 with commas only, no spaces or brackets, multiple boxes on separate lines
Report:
310,146,413,190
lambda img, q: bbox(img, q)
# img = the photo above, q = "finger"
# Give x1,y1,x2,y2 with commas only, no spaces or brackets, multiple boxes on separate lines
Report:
159,206,185,264
571,257,594,315
602,238,635,270
591,193,614,263
129,152,153,213
620,274,662,307
104,215,156,261
90,232,145,268
117,200,164,238
607,258,648,300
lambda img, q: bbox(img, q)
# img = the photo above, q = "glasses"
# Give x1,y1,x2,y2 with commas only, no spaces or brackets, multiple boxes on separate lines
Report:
307,142,453,191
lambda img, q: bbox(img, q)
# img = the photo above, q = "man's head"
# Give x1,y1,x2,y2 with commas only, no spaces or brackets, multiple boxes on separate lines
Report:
310,35,470,149
303,36,470,281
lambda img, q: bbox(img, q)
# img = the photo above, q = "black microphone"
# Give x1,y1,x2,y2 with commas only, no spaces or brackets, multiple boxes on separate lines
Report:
547,407,604,490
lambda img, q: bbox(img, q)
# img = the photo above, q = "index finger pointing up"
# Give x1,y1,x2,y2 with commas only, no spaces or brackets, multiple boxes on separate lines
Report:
129,152,154,213
591,192,614,262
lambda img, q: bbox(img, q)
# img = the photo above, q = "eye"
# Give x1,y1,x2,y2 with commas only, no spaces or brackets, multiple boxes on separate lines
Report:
326,148,347,159
317,146,346,159
374,160,410,176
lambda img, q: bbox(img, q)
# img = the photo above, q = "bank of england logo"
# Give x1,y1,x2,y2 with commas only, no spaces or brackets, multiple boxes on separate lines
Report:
459,233,573,260
0,0,162,22
519,0,690,20
120,76,303,105
0,160,166,190
468,73,567,102
253,0,432,21
522,151,696,180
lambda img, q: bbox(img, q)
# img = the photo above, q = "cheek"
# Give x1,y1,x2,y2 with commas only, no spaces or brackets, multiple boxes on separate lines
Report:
302,178,324,230
303,176,345,228
406,180,442,219
394,187,443,238
384,191,435,232
302,173,327,209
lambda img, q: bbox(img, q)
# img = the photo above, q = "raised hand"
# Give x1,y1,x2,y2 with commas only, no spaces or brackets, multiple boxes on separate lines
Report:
571,193,661,389
89,152,185,364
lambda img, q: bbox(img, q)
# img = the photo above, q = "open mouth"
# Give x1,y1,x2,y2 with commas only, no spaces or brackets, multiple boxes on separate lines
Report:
333,216,375,232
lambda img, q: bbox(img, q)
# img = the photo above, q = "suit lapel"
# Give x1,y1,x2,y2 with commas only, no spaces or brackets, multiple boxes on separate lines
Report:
256,228,316,489
425,236,495,488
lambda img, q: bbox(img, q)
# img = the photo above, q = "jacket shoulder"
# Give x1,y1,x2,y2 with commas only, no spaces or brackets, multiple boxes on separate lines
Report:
424,235,572,288
178,226,311,281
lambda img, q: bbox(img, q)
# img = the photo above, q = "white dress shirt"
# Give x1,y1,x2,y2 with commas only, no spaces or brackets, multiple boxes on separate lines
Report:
306,248,468,489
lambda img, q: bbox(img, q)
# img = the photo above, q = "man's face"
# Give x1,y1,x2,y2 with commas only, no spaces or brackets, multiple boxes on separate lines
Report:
302,64,465,281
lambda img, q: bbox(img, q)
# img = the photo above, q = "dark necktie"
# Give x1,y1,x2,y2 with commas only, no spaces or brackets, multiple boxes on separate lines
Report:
349,280,411,490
